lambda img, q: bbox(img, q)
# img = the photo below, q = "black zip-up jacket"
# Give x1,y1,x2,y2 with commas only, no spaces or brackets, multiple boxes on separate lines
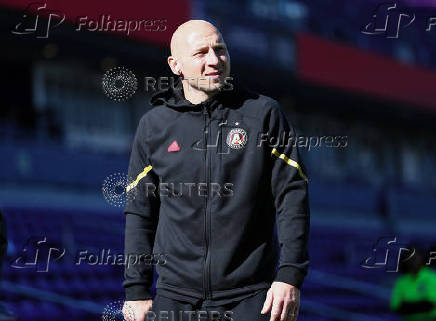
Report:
123,79,310,302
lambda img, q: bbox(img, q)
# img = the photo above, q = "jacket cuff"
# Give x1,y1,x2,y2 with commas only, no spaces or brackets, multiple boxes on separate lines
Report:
274,266,306,289
125,284,153,301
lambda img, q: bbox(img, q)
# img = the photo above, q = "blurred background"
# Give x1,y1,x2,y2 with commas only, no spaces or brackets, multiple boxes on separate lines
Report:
1,0,436,320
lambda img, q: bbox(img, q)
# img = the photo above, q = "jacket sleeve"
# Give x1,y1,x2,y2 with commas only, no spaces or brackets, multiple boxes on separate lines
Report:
123,116,160,300
267,101,310,289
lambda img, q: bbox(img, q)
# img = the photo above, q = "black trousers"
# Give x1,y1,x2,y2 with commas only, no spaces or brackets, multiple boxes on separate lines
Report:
146,289,270,321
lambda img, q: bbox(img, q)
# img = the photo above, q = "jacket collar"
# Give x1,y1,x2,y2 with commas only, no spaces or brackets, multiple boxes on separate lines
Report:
149,76,238,112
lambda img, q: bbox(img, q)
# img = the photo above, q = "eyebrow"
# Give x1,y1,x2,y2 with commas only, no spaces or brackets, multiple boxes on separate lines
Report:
192,42,227,52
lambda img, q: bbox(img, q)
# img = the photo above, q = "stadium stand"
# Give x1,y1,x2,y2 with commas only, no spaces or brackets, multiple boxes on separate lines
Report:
1,0,436,320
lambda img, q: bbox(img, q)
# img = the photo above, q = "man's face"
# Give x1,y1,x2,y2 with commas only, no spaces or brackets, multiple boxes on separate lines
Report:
177,28,231,92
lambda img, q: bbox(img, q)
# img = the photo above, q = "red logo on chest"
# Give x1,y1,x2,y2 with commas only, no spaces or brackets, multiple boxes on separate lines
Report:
168,140,180,152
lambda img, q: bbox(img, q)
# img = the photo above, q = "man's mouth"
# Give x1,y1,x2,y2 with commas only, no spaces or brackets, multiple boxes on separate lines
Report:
205,71,221,79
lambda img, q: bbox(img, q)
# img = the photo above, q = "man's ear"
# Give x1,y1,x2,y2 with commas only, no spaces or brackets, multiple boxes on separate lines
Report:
168,56,182,76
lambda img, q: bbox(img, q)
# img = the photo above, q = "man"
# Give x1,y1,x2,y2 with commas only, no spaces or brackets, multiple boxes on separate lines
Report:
123,20,310,321
391,247,436,321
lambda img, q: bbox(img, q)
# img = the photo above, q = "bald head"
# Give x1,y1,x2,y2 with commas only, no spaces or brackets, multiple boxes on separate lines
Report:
167,19,231,99
170,20,221,58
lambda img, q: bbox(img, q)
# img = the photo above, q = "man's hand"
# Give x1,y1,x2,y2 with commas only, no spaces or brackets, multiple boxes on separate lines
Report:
261,281,300,321
123,300,152,321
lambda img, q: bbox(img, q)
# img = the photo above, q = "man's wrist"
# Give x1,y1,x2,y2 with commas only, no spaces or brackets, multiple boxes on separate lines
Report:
125,284,153,301
274,266,306,289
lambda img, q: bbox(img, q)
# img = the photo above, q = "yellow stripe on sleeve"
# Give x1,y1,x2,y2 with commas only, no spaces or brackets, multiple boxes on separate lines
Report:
126,165,153,193
271,148,308,182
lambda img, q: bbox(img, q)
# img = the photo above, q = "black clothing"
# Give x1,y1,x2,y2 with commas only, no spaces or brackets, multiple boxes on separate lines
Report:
123,80,310,302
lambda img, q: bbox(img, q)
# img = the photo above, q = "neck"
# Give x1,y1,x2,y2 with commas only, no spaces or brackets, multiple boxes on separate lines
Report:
181,80,218,105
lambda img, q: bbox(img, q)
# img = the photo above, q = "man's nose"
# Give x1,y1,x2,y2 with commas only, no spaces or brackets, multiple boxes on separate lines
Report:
205,48,219,65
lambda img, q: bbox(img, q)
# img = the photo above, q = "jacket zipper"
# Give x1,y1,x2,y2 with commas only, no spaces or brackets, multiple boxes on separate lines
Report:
203,103,211,299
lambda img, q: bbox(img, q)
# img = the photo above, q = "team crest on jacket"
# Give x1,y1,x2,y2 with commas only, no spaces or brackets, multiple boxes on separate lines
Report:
226,128,247,149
